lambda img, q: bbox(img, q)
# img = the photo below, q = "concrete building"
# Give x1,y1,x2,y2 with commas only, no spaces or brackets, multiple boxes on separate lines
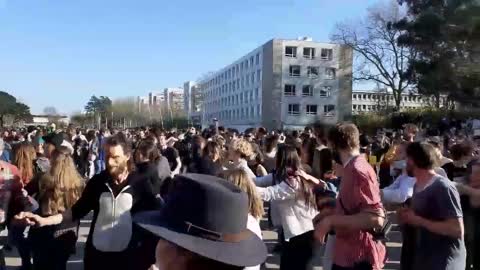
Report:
351,90,448,114
183,81,204,125
199,37,353,130
164,87,184,115
148,92,165,107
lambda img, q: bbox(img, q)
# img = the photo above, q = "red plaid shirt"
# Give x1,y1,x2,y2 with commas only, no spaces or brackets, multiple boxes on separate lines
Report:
334,155,386,270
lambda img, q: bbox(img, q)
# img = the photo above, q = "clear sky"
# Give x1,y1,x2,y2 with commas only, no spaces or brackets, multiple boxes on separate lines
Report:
0,0,382,115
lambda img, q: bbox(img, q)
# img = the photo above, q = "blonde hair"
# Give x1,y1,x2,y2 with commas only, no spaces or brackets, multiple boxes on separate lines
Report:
230,139,254,160
222,169,264,219
39,146,84,215
13,142,37,185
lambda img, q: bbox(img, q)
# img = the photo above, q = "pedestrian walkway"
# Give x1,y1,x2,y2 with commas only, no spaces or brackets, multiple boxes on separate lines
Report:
2,217,402,270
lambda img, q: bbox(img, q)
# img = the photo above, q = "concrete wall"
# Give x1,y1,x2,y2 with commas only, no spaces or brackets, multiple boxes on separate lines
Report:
337,45,353,121
261,39,283,130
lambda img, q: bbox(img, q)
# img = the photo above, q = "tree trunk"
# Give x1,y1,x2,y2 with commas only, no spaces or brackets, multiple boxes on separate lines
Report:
0,115,3,128
394,91,402,111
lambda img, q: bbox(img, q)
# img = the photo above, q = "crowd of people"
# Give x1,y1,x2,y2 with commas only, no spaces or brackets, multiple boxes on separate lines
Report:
0,119,477,270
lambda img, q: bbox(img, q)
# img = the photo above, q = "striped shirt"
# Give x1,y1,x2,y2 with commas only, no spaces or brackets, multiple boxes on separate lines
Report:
333,155,386,270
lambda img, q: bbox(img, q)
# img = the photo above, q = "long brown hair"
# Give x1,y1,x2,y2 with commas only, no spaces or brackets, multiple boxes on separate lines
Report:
203,141,222,163
222,169,264,220
39,146,84,215
275,144,316,208
13,142,37,185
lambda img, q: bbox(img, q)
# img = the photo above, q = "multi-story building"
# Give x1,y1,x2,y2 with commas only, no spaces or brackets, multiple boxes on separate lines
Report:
199,37,353,130
351,90,448,114
183,81,204,125
137,96,149,112
164,87,185,115
183,81,196,118
148,92,165,107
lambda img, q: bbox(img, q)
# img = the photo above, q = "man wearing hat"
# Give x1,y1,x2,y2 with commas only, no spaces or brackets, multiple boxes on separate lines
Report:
134,173,268,270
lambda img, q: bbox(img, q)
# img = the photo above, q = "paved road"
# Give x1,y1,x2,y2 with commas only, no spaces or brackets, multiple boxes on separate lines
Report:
3,216,402,270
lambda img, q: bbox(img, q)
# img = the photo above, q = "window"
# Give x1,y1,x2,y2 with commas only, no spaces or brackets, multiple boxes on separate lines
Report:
320,86,331,97
353,94,357,99
246,74,249,86
324,105,335,116
363,105,366,110
250,91,253,101
307,66,319,78
241,78,244,88
284,84,296,96
257,70,261,82
251,72,255,84
250,107,254,119
257,104,261,116
250,57,254,67
244,92,248,103
289,65,301,77
240,62,244,72
255,53,260,65
285,46,297,57
288,104,300,115
303,47,315,59
306,105,318,115
255,88,259,99
325,68,336,79
353,105,357,110
245,60,248,69
321,49,333,60
302,85,313,96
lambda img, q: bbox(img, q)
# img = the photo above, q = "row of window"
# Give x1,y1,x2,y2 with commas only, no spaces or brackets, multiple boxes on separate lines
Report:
205,70,262,99
208,105,262,121
284,85,332,97
352,104,421,111
285,46,333,60
287,104,336,116
352,93,447,103
205,88,260,112
206,53,261,88
289,65,336,79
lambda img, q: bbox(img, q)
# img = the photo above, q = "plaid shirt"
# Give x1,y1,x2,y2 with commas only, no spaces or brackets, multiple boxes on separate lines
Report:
334,155,386,270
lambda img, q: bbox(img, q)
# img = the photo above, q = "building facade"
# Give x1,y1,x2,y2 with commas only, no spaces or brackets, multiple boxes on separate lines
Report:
351,90,448,114
164,87,185,116
200,38,353,130
148,92,165,107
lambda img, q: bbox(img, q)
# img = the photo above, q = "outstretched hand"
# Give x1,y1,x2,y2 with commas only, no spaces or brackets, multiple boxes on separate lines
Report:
14,212,43,227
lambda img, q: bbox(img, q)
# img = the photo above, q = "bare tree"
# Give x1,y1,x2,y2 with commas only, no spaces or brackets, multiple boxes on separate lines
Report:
331,0,415,109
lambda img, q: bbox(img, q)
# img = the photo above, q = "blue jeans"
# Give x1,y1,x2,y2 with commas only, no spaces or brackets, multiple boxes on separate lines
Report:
95,160,106,174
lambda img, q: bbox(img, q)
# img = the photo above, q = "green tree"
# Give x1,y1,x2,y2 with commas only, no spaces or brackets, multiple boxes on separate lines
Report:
84,95,112,128
0,91,32,127
396,0,480,107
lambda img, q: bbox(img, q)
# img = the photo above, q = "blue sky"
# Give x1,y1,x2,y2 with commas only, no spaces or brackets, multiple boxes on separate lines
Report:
0,0,382,115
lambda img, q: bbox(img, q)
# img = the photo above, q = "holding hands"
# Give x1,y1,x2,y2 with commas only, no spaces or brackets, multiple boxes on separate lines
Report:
14,212,47,227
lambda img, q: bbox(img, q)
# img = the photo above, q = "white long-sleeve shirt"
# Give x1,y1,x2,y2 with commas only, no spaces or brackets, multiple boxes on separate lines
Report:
382,174,416,204
255,174,318,240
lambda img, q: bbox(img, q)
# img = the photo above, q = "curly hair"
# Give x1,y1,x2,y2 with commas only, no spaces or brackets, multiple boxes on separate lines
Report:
230,139,254,160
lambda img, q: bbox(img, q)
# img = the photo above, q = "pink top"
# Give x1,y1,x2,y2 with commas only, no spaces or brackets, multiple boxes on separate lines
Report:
333,156,386,270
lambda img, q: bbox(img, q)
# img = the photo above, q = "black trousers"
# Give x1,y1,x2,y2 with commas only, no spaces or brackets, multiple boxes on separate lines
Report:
332,262,373,270
280,231,315,270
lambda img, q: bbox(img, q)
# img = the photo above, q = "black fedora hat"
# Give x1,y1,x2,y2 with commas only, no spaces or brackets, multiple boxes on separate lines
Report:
134,173,267,267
